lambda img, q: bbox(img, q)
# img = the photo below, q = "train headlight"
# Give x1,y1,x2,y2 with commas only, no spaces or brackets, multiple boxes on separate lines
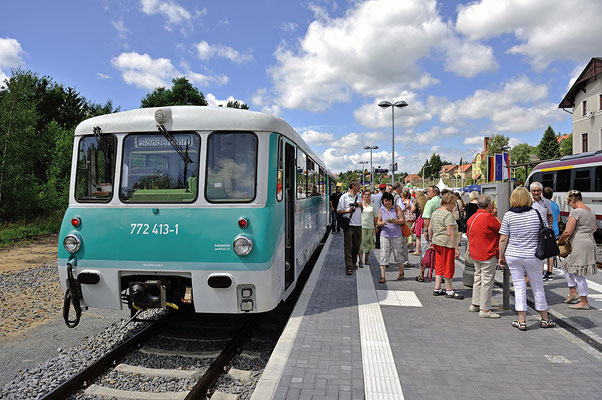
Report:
63,233,82,253
233,235,253,256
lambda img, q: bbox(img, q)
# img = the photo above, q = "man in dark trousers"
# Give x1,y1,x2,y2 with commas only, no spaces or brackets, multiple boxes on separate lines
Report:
337,181,363,275
329,185,343,233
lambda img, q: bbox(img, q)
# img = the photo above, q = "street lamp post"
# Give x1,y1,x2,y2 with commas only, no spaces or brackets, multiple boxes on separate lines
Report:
502,145,512,180
421,163,429,189
363,145,379,191
359,161,368,187
378,100,408,184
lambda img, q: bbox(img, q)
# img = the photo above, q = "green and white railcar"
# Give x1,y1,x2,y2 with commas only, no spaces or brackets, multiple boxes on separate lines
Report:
58,106,333,326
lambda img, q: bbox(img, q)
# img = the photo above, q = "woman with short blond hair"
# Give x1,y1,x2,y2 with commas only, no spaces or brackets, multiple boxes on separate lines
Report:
499,187,555,331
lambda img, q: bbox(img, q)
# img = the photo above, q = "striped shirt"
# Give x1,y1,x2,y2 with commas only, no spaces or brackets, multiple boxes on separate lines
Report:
430,209,457,248
499,209,541,258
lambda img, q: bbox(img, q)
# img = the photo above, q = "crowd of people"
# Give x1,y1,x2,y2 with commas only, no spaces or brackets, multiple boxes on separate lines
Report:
333,180,598,331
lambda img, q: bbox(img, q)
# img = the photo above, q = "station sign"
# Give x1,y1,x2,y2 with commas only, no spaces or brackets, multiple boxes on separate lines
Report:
135,135,193,148
374,168,388,173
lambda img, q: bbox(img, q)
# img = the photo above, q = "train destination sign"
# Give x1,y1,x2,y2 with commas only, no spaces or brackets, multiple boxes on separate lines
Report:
136,135,193,149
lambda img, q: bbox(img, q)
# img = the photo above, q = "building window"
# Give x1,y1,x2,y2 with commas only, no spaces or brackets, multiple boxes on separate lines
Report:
583,100,587,116
582,133,588,152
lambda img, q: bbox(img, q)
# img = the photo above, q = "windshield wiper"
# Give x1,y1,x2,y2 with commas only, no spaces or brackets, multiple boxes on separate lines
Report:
157,124,193,164
93,126,112,164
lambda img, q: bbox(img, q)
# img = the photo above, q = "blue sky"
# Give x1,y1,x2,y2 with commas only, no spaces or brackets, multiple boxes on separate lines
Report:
1,0,600,174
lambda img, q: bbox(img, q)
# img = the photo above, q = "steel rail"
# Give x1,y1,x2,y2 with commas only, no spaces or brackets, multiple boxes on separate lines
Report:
40,321,161,400
185,318,255,399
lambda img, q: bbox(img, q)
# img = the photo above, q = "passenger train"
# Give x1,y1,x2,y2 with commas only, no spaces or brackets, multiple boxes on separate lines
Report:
58,106,334,327
526,150,602,257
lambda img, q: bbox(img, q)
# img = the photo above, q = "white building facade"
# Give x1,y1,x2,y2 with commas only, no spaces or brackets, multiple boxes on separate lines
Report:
559,58,602,154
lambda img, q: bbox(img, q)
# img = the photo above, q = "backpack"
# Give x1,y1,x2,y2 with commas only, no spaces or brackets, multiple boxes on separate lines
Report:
534,209,559,260
421,248,436,281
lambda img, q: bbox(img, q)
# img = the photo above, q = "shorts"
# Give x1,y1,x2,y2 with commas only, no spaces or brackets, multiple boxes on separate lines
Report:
433,244,456,279
379,236,402,266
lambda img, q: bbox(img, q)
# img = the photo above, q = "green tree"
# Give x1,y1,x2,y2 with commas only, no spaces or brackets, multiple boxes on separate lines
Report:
226,100,249,109
511,143,536,165
538,126,560,160
559,133,573,156
487,134,509,155
428,153,442,178
141,77,208,108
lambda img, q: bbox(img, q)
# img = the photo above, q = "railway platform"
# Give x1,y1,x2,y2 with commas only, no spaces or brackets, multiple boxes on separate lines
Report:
252,232,602,400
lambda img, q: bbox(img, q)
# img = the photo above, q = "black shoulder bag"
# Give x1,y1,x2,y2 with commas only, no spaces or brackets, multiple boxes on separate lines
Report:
534,209,559,260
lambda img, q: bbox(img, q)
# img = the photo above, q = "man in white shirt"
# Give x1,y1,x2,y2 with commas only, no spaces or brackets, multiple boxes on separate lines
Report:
530,181,554,280
337,180,363,275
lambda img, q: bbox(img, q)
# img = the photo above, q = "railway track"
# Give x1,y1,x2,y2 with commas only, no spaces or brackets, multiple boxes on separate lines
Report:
40,313,258,400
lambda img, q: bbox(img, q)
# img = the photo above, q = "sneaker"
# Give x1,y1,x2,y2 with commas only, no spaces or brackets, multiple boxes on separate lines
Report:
445,291,464,300
403,261,412,267
544,272,552,281
433,289,446,296
469,304,480,312
479,311,501,318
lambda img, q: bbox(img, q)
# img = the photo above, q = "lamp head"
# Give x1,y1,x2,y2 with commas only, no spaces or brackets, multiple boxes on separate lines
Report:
394,101,408,108
378,101,393,108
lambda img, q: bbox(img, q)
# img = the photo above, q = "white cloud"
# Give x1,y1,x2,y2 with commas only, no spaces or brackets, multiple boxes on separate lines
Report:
112,20,129,39
0,37,25,68
400,126,460,146
195,41,253,64
442,38,498,78
567,62,587,90
111,51,227,90
205,93,246,107
97,73,112,79
353,91,432,130
463,136,484,146
0,70,8,89
301,130,335,146
250,88,281,116
281,22,298,33
270,0,495,112
140,0,193,33
428,76,551,127
456,0,602,70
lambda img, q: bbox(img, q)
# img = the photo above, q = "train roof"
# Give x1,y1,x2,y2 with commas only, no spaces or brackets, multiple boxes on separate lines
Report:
532,150,602,171
75,105,333,175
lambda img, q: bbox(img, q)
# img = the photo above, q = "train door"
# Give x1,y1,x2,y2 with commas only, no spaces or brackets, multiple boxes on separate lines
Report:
282,138,296,289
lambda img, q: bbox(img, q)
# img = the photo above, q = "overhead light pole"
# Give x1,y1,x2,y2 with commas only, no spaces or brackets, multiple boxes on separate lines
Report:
378,100,408,184
359,161,368,187
363,145,379,191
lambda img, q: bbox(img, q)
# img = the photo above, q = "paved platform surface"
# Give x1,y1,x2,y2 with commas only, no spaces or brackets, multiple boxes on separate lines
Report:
255,232,602,400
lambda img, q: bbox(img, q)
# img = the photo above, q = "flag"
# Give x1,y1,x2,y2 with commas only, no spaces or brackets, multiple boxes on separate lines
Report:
502,152,510,180
488,156,495,182
495,154,503,181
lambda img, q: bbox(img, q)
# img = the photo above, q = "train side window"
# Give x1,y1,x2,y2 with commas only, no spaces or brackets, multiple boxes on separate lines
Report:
541,172,554,189
276,138,283,202
556,170,571,192
307,158,316,196
75,135,117,203
206,132,257,203
573,168,592,192
296,149,306,199
596,166,602,191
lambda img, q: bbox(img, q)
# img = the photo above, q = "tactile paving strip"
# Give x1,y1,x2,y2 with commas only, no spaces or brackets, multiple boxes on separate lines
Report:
356,266,405,400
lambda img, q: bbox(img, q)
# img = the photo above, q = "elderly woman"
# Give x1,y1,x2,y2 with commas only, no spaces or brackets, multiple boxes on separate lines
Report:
376,192,405,283
558,190,597,309
465,191,479,221
402,190,416,252
467,195,501,318
499,187,555,331
359,189,378,268
428,193,463,299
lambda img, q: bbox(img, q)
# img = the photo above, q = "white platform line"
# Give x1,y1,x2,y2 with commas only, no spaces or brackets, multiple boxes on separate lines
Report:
357,264,405,399
249,235,333,400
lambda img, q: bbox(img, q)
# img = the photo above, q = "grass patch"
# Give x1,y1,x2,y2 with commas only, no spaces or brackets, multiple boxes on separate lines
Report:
0,213,63,248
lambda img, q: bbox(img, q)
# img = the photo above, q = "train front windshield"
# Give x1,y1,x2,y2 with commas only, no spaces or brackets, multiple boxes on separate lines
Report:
119,133,200,203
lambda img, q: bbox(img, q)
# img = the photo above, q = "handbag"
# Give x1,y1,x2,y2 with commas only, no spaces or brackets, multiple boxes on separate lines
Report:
401,223,411,237
534,209,560,260
557,240,572,258
456,200,467,233
465,212,484,266
340,216,350,230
